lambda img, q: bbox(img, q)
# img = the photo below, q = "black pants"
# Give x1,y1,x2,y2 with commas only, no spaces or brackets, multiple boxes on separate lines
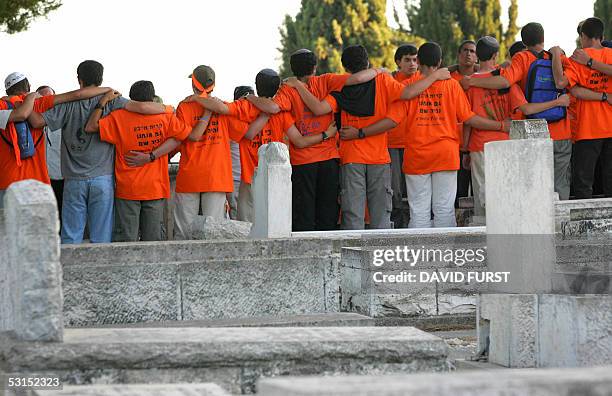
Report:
292,158,340,231
51,179,64,228
573,138,612,199
455,151,471,207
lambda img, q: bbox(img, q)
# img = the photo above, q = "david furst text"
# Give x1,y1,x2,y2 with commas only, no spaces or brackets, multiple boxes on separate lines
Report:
371,246,509,284
372,271,510,284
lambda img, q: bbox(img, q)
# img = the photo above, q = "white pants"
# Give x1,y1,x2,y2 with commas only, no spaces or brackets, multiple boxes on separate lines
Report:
405,170,457,228
470,151,486,216
173,192,227,240
237,181,253,222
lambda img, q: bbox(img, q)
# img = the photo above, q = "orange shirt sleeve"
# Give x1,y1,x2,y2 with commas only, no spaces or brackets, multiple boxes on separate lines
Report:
175,102,192,125
315,73,350,95
166,113,191,141
501,52,529,86
273,86,294,112
564,60,581,88
226,98,260,122
508,84,528,112
382,73,406,102
34,95,55,113
386,101,407,125
227,116,249,142
282,112,295,132
98,114,119,145
453,84,476,123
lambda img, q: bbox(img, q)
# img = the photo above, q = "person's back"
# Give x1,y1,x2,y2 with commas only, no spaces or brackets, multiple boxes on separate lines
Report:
0,92,54,190
97,80,190,242
402,78,473,174
99,108,188,201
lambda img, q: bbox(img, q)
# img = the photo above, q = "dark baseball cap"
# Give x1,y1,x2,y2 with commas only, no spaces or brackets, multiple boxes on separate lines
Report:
188,65,215,89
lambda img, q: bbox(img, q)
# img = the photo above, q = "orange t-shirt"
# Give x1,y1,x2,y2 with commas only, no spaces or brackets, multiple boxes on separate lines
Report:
0,94,54,189
175,102,248,193
324,73,406,165
564,47,612,141
466,72,527,152
396,79,476,175
387,71,421,148
501,50,571,140
226,98,261,123
273,73,348,165
99,109,190,200
239,111,293,184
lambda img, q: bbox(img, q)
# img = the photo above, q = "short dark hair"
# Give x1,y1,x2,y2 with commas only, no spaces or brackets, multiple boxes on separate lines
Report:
581,17,604,40
290,49,317,78
234,85,255,101
394,44,418,63
6,78,30,96
77,60,104,87
35,85,54,94
129,80,155,102
458,40,476,53
521,23,544,46
255,69,281,98
509,41,527,58
476,36,500,61
341,45,369,73
418,42,442,67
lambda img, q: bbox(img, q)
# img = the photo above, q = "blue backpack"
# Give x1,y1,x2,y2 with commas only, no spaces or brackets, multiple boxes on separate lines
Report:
524,50,566,123
1,100,40,159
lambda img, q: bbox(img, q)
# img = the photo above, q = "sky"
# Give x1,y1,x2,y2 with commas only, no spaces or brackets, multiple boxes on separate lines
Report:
0,0,596,105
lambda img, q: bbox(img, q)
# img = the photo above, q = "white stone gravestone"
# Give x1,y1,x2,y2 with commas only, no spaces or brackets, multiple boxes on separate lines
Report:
250,142,292,238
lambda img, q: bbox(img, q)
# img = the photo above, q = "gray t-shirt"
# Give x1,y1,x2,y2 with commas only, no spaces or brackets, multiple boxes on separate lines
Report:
42,95,128,179
45,127,62,180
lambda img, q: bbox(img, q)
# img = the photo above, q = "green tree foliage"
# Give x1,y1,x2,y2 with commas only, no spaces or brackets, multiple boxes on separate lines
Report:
400,0,519,65
0,0,61,34
279,0,423,76
594,0,612,40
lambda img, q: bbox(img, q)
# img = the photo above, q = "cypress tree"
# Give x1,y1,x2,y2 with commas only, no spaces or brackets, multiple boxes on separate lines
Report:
594,0,611,40
279,0,422,76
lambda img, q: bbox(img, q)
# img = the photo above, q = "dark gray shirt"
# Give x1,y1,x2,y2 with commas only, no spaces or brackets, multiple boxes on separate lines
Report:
42,95,128,179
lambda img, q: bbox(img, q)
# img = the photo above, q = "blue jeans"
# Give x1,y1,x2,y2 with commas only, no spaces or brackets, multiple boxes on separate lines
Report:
61,174,114,244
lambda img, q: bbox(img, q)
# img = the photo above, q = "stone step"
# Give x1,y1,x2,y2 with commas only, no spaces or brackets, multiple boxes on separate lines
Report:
32,383,229,396
561,218,612,239
257,365,612,396
569,206,612,221
81,313,375,329
0,326,448,395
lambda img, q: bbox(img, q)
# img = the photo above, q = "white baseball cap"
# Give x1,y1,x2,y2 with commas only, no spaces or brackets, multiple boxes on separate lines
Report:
4,72,27,91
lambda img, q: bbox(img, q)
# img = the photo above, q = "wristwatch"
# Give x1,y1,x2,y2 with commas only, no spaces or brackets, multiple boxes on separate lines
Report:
603,92,608,102
586,58,594,69
358,128,366,139
149,152,156,162
321,131,329,141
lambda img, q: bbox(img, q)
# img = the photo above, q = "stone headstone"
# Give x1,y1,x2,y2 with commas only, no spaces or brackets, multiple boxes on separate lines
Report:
250,142,292,238
509,119,550,140
485,139,556,294
0,180,63,341
190,215,252,240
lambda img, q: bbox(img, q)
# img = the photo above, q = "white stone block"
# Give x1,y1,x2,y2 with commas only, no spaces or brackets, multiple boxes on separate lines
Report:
485,139,556,294
250,143,292,239
1,180,62,341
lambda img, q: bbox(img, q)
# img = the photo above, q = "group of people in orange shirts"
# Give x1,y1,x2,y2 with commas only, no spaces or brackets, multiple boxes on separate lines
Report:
0,17,610,243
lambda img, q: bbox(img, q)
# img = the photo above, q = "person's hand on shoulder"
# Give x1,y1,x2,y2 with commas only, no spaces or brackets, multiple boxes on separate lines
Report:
433,68,451,81
283,77,305,88
459,76,471,91
570,49,590,65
